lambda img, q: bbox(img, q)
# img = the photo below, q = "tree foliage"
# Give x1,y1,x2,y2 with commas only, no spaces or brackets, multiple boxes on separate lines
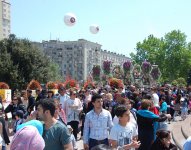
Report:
130,30,191,82
0,34,62,89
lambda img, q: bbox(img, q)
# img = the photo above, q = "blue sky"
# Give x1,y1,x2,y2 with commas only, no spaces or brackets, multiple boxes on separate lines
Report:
11,0,191,57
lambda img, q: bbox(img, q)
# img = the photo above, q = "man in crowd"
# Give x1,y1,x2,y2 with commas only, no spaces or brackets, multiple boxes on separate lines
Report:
83,94,113,150
37,98,73,150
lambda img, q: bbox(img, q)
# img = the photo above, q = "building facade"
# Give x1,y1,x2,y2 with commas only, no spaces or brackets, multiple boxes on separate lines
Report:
0,0,11,40
33,39,130,81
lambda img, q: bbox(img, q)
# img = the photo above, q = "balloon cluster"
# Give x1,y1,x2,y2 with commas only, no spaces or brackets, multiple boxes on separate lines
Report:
64,12,99,34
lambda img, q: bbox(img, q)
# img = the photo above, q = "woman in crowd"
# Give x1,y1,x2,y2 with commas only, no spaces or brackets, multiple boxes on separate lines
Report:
54,98,67,124
64,89,83,140
4,96,27,134
10,125,45,150
47,90,54,99
151,130,177,150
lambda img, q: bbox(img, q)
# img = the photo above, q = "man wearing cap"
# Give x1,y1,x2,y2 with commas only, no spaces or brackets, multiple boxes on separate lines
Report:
83,94,113,150
58,87,69,110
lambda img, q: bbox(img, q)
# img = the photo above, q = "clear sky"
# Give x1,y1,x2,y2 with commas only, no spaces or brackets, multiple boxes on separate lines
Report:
11,0,191,57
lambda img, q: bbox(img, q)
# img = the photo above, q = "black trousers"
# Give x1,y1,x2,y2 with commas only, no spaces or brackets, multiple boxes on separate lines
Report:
67,121,79,140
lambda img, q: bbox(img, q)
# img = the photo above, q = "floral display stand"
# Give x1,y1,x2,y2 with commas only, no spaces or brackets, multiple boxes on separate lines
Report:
123,60,133,85
0,82,11,102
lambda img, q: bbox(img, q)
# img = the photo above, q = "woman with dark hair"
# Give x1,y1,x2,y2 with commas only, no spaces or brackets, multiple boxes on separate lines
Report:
4,96,27,120
151,130,177,150
47,91,54,99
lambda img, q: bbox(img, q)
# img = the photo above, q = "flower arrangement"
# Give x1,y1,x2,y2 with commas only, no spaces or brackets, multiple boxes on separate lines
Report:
0,82,9,89
133,64,141,79
57,83,65,89
123,60,132,74
92,65,101,81
27,80,41,90
151,67,161,80
103,60,112,75
46,81,57,89
112,65,123,79
141,61,151,74
109,78,123,89
84,79,95,89
64,79,78,89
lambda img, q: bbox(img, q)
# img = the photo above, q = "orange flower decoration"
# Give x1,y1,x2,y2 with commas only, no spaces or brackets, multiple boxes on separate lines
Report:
27,80,41,90
109,78,123,89
46,81,57,89
0,82,9,89
64,79,78,90
84,80,95,89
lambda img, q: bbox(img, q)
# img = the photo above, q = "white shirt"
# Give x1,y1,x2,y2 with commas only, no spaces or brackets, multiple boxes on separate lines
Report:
64,98,82,123
152,93,159,107
59,94,69,110
109,123,137,149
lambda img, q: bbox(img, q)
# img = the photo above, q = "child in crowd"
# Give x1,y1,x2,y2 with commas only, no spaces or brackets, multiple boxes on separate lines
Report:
67,125,77,150
13,110,24,133
109,105,140,150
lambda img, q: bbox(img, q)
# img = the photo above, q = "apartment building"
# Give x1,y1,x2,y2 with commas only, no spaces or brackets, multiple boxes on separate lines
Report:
0,0,11,40
33,39,130,81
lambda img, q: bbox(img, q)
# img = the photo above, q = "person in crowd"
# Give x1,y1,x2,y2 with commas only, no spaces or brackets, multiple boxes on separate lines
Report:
112,98,137,130
10,126,45,150
16,120,43,136
5,96,27,120
64,89,83,140
151,130,177,150
103,93,113,112
67,125,77,150
136,100,170,150
83,94,113,150
151,87,160,109
36,98,73,150
159,96,168,114
58,86,69,110
78,93,87,139
109,105,140,149
54,98,67,124
84,89,92,104
173,94,181,121
0,98,9,150
47,90,54,99
13,110,24,133
27,89,35,115
20,90,28,108
180,97,188,121
35,88,43,103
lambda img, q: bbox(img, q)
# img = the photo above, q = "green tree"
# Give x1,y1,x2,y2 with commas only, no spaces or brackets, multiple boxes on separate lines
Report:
130,30,191,82
0,34,62,89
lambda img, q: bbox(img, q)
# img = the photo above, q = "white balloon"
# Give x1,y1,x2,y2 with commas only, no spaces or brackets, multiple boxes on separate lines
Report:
64,13,76,26
90,24,99,34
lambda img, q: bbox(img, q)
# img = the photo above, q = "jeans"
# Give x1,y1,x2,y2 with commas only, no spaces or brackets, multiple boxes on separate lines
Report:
2,146,6,150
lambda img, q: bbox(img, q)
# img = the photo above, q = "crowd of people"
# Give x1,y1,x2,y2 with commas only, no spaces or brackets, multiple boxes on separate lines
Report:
0,84,191,150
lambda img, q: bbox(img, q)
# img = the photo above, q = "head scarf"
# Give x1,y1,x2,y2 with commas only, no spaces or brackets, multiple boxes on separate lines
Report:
17,120,43,135
10,125,45,150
